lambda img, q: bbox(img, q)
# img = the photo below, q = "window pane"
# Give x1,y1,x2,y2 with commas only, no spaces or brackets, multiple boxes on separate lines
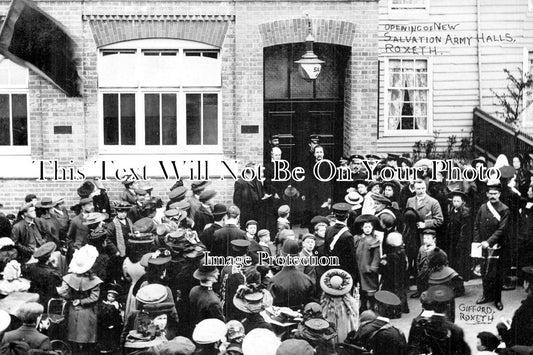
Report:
162,94,177,145
121,94,136,145
103,94,119,145
203,94,218,145
264,46,289,99
12,94,27,146
0,95,9,145
186,94,201,145
99,52,137,87
145,94,160,145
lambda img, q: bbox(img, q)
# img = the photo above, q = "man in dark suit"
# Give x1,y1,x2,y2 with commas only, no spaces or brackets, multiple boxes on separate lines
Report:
200,204,226,252
193,190,216,234
405,180,444,238
1,302,51,351
325,203,357,280
473,181,510,311
233,163,265,226
212,206,246,257
22,242,62,307
66,197,94,249
11,203,47,261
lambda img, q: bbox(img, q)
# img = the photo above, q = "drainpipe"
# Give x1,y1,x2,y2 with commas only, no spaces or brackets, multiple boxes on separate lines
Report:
477,0,482,107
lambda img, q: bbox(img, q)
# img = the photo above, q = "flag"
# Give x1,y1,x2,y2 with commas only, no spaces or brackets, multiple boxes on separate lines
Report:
0,0,81,97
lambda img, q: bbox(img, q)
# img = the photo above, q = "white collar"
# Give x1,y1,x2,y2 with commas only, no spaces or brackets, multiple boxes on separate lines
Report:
376,316,390,323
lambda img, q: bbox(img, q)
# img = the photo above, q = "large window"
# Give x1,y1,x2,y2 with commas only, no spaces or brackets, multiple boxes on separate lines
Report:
385,58,431,135
98,39,221,153
0,56,29,153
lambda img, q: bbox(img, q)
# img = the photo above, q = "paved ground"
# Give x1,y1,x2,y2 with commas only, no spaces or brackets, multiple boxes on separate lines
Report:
390,278,527,351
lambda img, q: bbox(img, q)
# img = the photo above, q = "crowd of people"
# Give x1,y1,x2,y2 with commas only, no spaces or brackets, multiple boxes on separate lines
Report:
0,138,532,355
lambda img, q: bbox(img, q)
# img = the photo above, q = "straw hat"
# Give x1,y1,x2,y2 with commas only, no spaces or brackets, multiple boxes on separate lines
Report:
68,245,99,274
320,268,353,296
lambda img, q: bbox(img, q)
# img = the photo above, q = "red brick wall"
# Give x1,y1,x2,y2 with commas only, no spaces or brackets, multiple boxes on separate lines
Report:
0,0,379,208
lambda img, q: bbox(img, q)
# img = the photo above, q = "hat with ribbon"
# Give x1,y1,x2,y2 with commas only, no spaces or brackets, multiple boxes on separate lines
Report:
233,284,267,314
143,302,175,317
344,191,364,206
147,248,172,266
320,268,353,296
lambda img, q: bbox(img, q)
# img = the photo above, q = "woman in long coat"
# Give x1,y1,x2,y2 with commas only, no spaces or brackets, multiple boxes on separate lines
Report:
57,245,102,355
354,215,381,312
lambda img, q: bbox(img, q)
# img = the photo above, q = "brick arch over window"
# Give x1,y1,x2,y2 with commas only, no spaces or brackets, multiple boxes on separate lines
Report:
258,18,356,47
83,14,233,48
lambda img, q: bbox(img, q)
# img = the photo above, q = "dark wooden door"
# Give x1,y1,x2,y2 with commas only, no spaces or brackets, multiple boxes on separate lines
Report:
264,99,343,169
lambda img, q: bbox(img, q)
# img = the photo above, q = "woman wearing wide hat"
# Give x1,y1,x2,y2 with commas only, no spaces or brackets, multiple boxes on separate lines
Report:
353,214,381,312
232,283,273,333
320,268,359,343
57,244,102,355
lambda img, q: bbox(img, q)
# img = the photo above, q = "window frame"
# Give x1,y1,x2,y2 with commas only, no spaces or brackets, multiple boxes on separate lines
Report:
383,56,433,137
0,58,30,155
97,39,222,155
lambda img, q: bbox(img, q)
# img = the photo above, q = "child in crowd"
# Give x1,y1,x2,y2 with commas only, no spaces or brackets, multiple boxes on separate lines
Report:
412,229,437,298
277,205,291,231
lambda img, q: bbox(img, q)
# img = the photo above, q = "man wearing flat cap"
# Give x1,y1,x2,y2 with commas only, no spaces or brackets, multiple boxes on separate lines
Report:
194,190,216,234
325,203,357,280
474,181,510,311
119,176,139,205
12,203,47,261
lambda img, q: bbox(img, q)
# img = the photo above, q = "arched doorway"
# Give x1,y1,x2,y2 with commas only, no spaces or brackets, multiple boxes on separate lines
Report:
263,42,350,168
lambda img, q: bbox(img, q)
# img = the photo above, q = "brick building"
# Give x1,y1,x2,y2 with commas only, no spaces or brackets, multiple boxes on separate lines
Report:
0,0,380,211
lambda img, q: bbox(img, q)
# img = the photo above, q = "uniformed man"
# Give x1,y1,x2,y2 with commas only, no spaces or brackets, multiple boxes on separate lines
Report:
325,203,357,280
473,181,509,311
